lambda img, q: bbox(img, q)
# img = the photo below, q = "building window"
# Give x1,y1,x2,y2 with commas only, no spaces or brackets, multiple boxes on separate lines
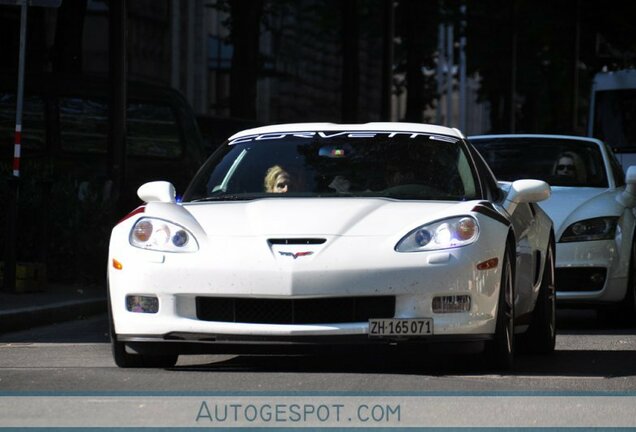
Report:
0,93,46,154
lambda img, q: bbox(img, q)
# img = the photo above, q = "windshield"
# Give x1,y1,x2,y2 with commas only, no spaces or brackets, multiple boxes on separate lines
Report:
470,137,608,188
182,131,479,201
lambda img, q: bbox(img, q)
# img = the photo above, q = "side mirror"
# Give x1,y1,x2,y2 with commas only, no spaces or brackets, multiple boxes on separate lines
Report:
617,166,636,208
137,181,176,203
504,179,551,213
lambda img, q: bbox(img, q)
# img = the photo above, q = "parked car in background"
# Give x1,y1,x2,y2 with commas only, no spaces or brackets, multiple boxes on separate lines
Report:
108,122,555,370
0,73,206,282
469,134,636,323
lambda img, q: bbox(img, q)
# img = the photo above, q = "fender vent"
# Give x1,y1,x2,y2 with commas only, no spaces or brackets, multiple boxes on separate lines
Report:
534,250,542,286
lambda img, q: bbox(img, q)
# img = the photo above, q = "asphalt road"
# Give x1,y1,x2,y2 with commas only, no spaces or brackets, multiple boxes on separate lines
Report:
1,309,635,392
1,310,636,428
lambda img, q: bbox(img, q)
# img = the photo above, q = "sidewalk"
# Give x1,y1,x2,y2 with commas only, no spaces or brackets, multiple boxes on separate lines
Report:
0,283,107,334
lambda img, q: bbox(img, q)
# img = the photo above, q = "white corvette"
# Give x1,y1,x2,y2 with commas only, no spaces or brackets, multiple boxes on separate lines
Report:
108,123,554,369
470,134,636,323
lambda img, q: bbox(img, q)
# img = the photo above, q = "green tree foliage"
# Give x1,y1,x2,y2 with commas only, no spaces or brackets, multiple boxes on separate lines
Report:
393,0,439,122
227,0,264,119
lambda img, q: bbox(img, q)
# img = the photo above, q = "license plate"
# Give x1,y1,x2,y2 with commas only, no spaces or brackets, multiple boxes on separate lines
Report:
368,318,433,337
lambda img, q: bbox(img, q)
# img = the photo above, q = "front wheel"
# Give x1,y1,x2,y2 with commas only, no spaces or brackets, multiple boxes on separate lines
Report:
519,242,556,354
484,246,515,371
111,336,178,369
108,299,178,368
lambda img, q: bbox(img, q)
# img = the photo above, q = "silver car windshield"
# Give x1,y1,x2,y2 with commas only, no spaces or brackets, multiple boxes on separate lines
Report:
471,137,609,188
183,131,479,201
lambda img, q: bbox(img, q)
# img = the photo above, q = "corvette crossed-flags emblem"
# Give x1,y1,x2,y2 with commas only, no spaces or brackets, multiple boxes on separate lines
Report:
278,251,314,259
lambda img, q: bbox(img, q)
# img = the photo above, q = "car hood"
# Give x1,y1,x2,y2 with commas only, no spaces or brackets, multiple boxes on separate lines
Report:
180,198,467,237
538,187,623,235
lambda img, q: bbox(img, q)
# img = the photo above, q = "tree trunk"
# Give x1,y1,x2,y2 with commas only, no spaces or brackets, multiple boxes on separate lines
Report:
402,0,426,122
381,0,394,121
52,0,87,73
229,0,263,120
341,0,359,122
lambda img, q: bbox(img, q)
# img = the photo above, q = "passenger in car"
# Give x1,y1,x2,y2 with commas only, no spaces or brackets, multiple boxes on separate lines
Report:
328,175,352,193
264,165,292,193
552,151,587,183
385,162,416,188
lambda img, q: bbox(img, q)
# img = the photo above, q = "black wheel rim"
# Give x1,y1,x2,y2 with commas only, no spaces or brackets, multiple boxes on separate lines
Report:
548,246,556,339
504,257,514,354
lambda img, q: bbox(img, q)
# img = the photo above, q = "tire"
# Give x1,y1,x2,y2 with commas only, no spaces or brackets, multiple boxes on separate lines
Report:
110,326,178,368
519,242,556,354
108,296,178,368
484,246,515,371
111,335,143,368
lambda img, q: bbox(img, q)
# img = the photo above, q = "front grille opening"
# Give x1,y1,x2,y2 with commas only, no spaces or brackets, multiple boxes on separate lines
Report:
196,296,395,324
556,267,606,292
268,238,326,245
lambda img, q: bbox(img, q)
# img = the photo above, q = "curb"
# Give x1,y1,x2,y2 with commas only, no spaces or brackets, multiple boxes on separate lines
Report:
0,298,107,334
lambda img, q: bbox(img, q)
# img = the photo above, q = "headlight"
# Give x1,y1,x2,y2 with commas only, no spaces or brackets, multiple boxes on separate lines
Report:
396,216,479,252
129,217,198,252
560,217,619,242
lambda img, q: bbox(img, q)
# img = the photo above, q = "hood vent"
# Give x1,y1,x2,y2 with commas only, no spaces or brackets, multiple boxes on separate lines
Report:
268,238,326,245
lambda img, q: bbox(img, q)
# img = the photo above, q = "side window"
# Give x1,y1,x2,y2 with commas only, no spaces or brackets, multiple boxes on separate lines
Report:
127,102,183,158
59,97,109,153
0,93,46,154
605,144,626,187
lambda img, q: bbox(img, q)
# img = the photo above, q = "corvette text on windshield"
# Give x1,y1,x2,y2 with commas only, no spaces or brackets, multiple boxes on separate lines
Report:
228,131,459,145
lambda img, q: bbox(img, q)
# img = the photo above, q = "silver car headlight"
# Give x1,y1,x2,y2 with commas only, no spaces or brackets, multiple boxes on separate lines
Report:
560,217,619,243
396,216,479,252
129,217,198,252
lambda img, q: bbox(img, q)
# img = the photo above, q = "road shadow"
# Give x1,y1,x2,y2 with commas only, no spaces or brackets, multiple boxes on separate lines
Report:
173,308,636,377
557,307,633,331
174,347,636,377
0,315,110,343
3,308,636,379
